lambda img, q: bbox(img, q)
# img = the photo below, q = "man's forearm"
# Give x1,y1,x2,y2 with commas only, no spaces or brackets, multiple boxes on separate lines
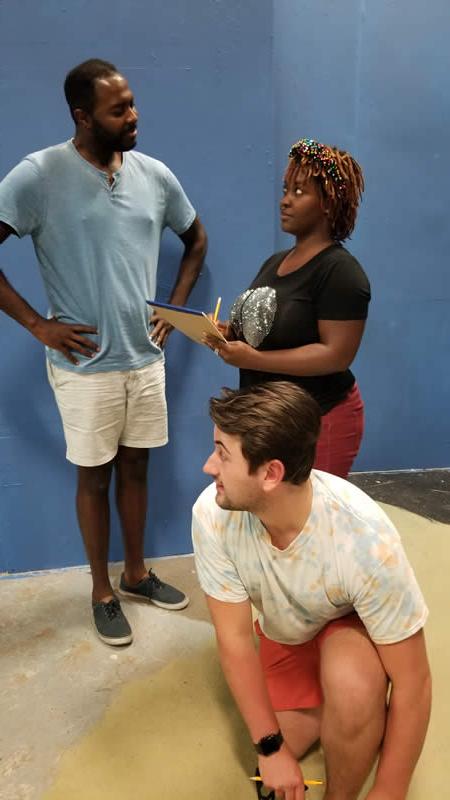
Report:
217,636,279,743
169,236,207,306
0,270,44,332
372,676,431,799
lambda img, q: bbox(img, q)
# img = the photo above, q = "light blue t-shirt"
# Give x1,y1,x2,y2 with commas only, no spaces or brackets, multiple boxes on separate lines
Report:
0,140,196,371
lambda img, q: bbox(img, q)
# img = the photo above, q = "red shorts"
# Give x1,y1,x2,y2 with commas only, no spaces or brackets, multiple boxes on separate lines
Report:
313,383,364,479
255,614,365,711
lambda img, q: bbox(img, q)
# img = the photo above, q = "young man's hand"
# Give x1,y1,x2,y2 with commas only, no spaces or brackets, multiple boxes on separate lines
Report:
32,317,99,365
258,745,305,800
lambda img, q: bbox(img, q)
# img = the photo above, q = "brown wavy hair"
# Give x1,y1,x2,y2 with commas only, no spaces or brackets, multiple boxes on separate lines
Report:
209,381,321,485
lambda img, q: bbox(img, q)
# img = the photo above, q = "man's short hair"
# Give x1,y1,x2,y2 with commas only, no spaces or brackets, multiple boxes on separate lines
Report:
64,58,118,121
209,381,321,485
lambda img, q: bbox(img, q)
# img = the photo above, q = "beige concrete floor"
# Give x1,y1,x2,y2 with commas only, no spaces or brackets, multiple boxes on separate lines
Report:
0,503,448,799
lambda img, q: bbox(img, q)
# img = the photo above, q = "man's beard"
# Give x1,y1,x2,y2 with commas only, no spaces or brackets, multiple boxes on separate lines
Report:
215,488,260,514
215,492,237,511
91,118,137,152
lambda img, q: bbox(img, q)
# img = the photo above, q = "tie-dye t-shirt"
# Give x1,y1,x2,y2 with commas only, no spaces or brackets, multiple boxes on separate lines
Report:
192,470,428,645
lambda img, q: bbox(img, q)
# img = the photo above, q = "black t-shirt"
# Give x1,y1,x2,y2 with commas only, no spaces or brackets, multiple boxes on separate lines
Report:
234,244,371,413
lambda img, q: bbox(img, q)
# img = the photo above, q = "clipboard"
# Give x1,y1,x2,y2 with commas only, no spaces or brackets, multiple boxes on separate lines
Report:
147,300,227,346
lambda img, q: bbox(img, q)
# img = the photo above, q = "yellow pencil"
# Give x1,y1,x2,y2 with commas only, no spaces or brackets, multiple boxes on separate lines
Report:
249,776,323,786
213,296,222,323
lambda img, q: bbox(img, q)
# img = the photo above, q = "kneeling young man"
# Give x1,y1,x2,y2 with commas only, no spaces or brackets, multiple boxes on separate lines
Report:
192,382,431,800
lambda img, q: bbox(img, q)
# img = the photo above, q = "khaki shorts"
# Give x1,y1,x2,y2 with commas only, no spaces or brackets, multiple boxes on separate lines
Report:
47,359,168,467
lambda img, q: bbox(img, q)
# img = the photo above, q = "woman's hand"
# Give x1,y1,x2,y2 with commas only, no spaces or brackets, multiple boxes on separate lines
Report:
204,335,256,368
206,316,236,341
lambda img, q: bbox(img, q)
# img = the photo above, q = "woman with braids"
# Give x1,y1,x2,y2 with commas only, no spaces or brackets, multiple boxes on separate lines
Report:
208,138,370,478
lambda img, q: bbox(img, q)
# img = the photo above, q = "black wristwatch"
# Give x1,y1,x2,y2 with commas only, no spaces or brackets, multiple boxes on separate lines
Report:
254,730,284,756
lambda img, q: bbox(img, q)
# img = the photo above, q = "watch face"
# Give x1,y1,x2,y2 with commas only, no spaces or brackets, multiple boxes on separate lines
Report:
257,730,283,756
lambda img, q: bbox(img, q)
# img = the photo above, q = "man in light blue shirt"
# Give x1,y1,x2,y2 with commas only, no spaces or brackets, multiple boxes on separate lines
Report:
0,58,207,645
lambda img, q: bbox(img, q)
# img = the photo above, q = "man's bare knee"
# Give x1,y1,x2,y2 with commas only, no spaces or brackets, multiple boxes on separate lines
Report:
321,659,387,740
320,628,387,733
115,446,149,481
77,462,113,495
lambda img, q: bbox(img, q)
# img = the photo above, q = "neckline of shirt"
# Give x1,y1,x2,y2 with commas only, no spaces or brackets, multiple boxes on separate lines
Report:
67,139,127,181
274,243,341,279
253,474,319,554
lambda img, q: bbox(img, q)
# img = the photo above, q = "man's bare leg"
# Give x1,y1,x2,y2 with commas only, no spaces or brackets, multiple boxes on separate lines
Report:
115,445,149,585
319,626,387,800
115,445,188,610
76,461,115,602
276,707,321,759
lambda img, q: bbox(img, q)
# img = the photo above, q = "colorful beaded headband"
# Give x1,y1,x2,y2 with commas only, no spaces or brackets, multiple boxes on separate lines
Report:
288,138,346,195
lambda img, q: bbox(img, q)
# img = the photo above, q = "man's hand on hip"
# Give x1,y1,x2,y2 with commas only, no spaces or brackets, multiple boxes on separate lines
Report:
32,317,99,365
149,312,173,348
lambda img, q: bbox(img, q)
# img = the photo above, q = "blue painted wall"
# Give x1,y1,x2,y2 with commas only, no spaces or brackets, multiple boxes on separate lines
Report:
1,0,449,572
274,0,450,471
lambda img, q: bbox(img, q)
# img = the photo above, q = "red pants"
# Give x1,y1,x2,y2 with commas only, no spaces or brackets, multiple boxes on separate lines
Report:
313,384,364,479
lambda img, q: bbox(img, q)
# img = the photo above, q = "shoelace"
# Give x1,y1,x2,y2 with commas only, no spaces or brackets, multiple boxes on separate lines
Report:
103,599,121,620
147,570,163,589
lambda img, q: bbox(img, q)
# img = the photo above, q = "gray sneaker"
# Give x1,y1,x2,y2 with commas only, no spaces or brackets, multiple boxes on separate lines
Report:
119,569,189,610
92,597,133,646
